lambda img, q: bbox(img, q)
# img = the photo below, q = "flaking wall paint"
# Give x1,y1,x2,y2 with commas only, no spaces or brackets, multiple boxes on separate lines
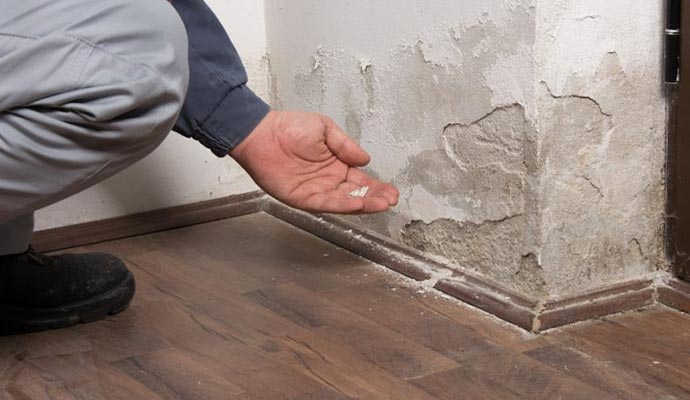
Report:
34,0,268,230
535,1,666,296
266,0,667,298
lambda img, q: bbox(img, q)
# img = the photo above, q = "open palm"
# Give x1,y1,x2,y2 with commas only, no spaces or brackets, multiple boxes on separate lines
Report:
230,111,399,214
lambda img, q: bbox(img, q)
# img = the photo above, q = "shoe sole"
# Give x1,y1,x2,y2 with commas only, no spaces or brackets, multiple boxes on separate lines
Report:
0,271,135,336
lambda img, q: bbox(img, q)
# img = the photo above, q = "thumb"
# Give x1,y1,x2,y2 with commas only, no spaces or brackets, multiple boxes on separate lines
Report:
323,117,371,167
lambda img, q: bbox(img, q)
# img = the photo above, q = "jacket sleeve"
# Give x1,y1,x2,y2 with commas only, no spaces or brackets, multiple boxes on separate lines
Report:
171,0,270,157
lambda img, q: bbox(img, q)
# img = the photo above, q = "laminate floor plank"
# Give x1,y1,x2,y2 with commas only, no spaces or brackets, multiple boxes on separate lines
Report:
105,286,430,399
1,213,690,399
603,307,690,340
133,288,442,398
245,282,460,380
3,352,166,400
393,280,535,347
321,281,499,363
112,349,247,399
409,364,526,400
555,319,690,395
158,217,372,293
540,339,690,399
524,344,688,400
259,328,444,400
109,303,360,400
436,348,617,400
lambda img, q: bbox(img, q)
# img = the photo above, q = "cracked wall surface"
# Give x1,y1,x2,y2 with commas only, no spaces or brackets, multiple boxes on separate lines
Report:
265,0,667,299
535,1,666,296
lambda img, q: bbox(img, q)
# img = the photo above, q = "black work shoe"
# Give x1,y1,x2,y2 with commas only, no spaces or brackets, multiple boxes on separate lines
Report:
0,246,135,335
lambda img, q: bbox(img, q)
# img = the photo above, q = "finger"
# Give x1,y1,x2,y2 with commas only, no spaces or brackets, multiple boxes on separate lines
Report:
302,193,365,214
364,180,399,206
301,191,391,214
360,196,393,214
336,181,398,207
346,168,400,206
323,117,371,167
377,184,400,206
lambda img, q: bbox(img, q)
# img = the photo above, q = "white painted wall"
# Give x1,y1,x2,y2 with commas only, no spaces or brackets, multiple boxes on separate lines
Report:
35,0,268,230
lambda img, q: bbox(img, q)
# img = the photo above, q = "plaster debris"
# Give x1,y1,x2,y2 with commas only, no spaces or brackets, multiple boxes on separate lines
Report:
359,59,372,73
349,186,369,198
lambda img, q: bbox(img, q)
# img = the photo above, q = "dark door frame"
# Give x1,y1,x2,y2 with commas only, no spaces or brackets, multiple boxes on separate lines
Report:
667,0,690,279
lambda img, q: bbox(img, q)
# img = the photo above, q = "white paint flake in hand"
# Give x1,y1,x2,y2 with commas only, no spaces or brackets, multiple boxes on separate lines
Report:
349,186,370,198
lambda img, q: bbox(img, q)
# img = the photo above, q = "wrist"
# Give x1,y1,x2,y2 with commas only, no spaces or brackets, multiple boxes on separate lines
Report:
229,110,277,163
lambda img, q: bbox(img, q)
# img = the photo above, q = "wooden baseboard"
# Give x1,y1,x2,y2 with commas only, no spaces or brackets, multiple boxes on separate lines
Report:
434,278,538,331
265,201,536,330
264,200,434,281
436,276,655,332
658,277,690,313
265,200,659,332
536,279,656,331
33,191,266,253
32,194,675,332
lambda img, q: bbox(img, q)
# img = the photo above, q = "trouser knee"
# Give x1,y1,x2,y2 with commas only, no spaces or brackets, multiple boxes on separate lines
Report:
101,0,190,153
0,0,190,235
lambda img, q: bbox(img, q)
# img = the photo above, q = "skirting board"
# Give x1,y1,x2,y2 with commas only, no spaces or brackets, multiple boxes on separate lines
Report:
33,193,672,332
264,200,657,333
658,277,690,313
33,191,266,253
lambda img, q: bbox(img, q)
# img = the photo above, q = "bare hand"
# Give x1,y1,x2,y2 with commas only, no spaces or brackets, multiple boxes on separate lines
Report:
230,111,399,214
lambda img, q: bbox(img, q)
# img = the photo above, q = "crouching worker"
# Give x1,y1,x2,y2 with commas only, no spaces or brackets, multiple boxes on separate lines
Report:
0,0,398,334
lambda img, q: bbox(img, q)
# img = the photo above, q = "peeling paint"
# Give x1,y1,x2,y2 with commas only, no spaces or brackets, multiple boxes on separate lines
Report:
536,2,666,295
294,65,326,109
265,0,666,300
400,105,533,225
402,215,547,297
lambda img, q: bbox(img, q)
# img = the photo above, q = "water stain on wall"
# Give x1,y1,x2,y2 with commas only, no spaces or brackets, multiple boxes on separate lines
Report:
400,105,544,297
536,49,664,295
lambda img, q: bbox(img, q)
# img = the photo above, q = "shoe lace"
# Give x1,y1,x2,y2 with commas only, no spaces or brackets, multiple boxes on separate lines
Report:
0,245,51,266
24,246,50,266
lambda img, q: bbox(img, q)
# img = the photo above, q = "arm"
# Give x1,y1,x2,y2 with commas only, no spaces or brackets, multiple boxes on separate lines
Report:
171,0,399,213
170,0,270,157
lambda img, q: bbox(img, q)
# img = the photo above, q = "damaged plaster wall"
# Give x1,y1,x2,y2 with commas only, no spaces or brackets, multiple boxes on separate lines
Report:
265,0,544,297
535,0,666,296
266,0,667,299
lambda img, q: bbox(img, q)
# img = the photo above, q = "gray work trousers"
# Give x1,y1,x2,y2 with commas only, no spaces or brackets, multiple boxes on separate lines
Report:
0,0,190,254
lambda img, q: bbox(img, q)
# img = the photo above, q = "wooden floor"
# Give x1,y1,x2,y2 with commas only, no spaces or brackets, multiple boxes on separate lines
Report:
2,213,690,399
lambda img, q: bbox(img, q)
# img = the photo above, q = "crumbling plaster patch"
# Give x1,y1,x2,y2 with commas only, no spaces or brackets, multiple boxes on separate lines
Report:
363,3,536,226
403,216,548,297
398,104,545,296
399,105,534,224
535,0,666,295
267,1,544,296
265,0,666,299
